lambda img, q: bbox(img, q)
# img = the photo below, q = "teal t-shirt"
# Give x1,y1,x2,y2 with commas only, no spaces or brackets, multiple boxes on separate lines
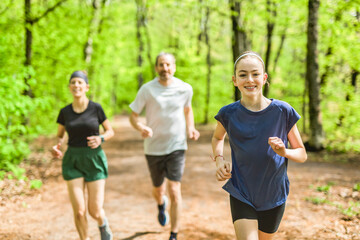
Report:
215,99,300,211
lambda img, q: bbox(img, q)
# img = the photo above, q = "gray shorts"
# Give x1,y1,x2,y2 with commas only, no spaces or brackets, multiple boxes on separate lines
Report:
145,150,185,187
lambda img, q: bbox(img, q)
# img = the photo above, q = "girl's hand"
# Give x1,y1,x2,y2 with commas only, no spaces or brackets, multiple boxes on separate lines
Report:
268,137,286,157
87,136,101,149
51,143,63,159
216,159,231,181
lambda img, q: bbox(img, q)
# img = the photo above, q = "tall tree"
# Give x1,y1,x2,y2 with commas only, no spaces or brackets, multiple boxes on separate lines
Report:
263,0,276,97
203,6,211,124
229,0,247,101
135,0,153,89
24,0,67,98
306,0,323,150
84,0,102,64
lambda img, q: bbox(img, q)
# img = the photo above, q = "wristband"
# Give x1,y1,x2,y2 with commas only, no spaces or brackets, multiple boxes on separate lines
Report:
211,155,225,161
100,135,105,143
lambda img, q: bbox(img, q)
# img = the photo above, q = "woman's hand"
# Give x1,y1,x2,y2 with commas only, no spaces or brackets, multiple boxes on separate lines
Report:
216,158,231,181
268,137,286,157
51,143,63,159
87,136,101,149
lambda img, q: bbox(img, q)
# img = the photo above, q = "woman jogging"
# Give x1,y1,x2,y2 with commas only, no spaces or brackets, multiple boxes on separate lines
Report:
212,51,307,240
51,70,114,240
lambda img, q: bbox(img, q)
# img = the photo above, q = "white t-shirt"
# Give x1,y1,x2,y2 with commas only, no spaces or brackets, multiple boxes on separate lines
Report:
129,77,193,155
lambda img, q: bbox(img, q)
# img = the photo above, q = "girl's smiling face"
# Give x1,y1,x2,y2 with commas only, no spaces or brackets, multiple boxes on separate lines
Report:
232,56,268,98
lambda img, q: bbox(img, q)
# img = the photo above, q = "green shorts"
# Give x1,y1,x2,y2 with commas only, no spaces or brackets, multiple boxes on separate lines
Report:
62,146,108,182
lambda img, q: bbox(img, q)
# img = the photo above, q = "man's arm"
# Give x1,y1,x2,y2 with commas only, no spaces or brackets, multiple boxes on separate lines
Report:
184,106,200,140
129,111,153,138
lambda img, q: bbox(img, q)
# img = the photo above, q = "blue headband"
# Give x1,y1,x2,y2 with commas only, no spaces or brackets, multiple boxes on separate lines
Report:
69,71,88,84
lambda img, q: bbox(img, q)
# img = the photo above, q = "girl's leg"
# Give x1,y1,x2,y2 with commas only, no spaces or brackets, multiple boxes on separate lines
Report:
87,179,106,225
66,178,89,240
258,230,275,240
234,219,259,240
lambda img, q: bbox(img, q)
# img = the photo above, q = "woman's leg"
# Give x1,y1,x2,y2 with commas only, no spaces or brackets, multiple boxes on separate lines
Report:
87,179,106,225
234,219,259,240
66,178,89,240
87,179,113,240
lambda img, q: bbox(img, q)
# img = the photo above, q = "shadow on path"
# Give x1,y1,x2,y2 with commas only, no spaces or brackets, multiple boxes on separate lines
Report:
121,231,161,240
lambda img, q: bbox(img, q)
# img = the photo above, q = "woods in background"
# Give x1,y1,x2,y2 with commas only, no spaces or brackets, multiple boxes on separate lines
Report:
0,0,359,170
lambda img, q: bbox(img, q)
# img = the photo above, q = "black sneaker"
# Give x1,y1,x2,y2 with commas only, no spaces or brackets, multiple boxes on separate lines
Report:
158,195,169,226
99,218,113,240
169,232,177,240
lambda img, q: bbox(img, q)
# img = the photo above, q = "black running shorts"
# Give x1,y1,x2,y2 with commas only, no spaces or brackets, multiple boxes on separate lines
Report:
145,150,185,187
230,195,286,234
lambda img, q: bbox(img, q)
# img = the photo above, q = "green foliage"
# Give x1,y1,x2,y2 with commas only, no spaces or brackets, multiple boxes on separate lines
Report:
30,179,43,190
305,196,328,205
339,201,360,218
353,183,360,192
0,0,359,174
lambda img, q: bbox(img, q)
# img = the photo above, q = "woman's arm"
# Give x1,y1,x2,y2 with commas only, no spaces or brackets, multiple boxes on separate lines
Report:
51,124,66,159
212,121,231,181
87,119,114,149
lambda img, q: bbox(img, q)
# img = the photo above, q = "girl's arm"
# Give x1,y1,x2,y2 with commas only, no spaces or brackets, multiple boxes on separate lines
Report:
51,124,66,159
212,121,231,181
268,124,307,163
87,119,114,149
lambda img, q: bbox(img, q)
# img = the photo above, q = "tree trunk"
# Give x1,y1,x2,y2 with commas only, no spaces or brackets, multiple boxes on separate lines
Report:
135,0,146,89
229,0,247,101
263,0,276,97
203,6,211,124
272,29,286,73
306,0,323,150
84,0,101,64
24,0,34,98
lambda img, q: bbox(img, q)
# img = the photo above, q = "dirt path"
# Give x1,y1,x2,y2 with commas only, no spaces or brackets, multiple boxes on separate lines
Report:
0,116,359,240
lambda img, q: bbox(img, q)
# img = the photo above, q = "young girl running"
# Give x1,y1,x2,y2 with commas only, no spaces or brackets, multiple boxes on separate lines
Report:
51,70,114,240
212,51,307,240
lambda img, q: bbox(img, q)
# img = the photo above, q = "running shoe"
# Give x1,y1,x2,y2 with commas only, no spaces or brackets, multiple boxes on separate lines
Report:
158,195,169,226
99,218,113,240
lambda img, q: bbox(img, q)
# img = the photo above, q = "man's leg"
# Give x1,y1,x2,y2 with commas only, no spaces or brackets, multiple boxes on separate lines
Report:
66,178,89,240
168,180,182,233
152,180,167,204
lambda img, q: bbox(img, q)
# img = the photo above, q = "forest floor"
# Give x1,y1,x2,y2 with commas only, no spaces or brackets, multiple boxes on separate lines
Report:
0,115,360,240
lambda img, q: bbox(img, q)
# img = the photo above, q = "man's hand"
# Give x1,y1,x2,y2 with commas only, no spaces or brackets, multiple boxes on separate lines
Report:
188,127,200,141
141,126,153,138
